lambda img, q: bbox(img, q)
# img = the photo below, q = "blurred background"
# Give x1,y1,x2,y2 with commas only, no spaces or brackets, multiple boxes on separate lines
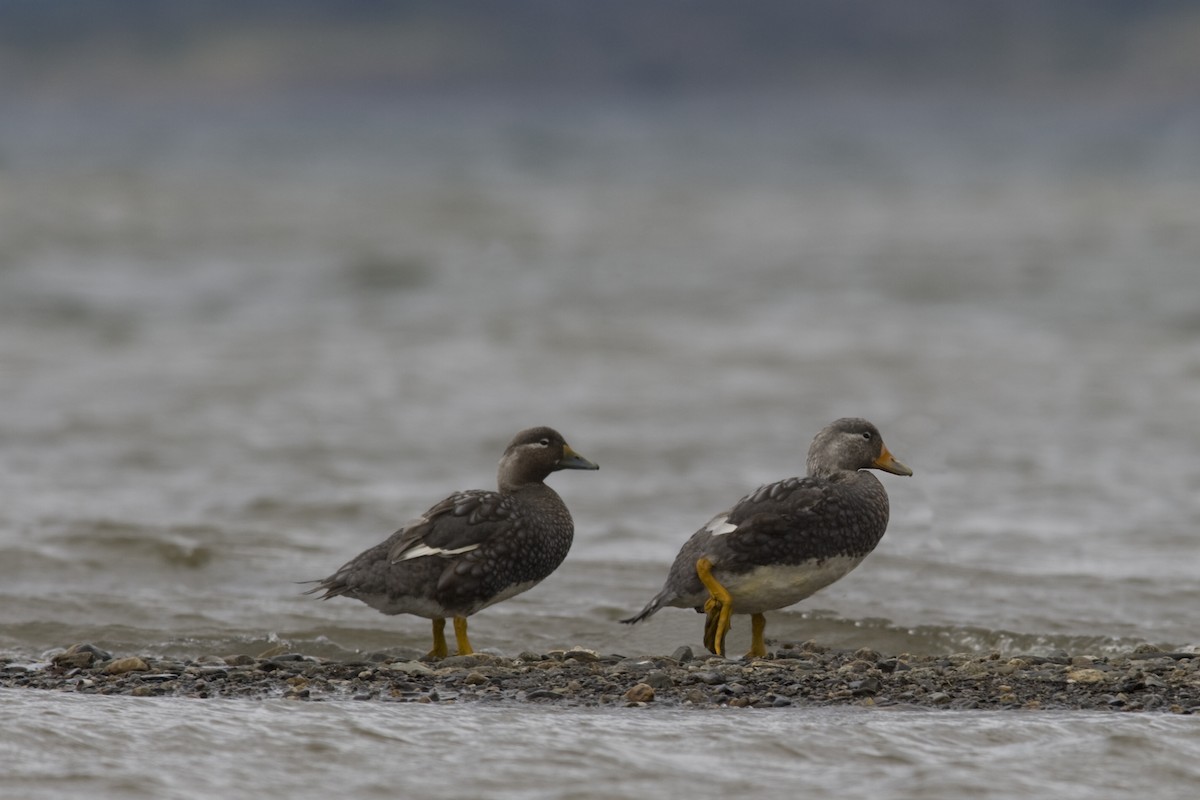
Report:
1,0,1198,658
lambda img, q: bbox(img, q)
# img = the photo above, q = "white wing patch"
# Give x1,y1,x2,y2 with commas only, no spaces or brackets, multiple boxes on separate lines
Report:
703,513,739,537
393,543,481,562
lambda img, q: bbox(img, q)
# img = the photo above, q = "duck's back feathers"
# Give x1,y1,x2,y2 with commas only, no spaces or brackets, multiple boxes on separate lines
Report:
311,483,573,618
387,489,513,562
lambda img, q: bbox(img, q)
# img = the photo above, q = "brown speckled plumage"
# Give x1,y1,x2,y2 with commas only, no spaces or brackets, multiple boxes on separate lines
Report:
307,426,597,656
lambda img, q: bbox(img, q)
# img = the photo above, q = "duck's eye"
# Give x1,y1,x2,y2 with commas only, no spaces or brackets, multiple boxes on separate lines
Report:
861,431,873,441
539,438,552,447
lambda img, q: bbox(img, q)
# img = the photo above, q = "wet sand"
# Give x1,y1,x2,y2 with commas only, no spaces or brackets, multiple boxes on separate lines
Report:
4,641,1198,712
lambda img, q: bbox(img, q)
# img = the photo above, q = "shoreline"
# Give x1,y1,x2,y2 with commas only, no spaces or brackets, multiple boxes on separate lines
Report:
3,642,1198,712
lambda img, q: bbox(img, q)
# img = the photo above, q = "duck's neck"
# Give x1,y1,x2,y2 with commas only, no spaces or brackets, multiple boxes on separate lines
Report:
497,474,552,495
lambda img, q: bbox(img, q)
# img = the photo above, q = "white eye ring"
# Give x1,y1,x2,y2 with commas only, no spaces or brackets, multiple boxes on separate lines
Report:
861,431,872,440
539,438,551,447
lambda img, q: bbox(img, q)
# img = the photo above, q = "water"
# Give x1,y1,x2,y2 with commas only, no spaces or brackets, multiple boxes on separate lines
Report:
2,92,1199,797
3,691,1199,800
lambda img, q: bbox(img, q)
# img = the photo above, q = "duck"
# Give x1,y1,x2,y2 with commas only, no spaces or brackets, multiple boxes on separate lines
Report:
307,426,598,658
622,417,911,658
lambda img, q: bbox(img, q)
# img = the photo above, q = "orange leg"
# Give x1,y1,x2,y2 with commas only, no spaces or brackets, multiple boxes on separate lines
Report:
426,617,449,659
453,616,474,655
747,612,767,658
696,557,733,656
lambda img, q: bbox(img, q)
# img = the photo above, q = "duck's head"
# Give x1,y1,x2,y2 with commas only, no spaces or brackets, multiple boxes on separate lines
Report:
806,418,912,480
497,426,599,491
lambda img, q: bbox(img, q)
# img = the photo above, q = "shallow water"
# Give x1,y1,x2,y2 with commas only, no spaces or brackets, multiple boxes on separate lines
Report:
1,92,1199,796
3,691,1199,800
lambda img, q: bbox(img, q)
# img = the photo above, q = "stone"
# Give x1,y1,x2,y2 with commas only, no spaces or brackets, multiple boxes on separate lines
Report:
624,683,655,703
643,670,674,690
439,654,497,670
1066,669,1108,684
383,661,434,676
51,652,95,670
103,657,150,675
53,643,112,670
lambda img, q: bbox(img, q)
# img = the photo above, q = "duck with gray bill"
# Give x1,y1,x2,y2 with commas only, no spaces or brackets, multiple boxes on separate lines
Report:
622,417,911,658
307,426,598,658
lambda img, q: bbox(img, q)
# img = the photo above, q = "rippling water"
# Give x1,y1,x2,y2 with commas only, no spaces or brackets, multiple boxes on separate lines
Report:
4,691,1200,800
2,92,1199,796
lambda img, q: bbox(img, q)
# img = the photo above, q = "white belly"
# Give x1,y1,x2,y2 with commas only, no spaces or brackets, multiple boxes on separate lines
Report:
719,555,865,615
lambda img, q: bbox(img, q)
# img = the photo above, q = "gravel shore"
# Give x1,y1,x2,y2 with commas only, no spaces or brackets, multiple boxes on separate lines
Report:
4,642,1198,712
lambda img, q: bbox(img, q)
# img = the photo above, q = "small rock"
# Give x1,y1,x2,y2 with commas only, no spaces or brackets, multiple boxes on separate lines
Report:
1142,674,1168,689
643,670,674,690
383,661,434,676
624,683,655,703
140,673,181,683
559,647,600,662
463,671,489,686
1066,669,1108,684
52,652,95,670
438,654,494,670
104,657,149,675
223,654,256,666
671,645,694,664
53,643,112,670
194,666,231,677
927,691,953,705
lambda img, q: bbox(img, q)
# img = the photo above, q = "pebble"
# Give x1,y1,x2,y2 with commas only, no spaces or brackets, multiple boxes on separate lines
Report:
624,683,655,704
103,657,149,675
1,643,1196,712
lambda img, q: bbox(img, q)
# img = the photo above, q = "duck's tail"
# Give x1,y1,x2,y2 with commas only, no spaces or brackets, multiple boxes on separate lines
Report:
619,593,667,625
